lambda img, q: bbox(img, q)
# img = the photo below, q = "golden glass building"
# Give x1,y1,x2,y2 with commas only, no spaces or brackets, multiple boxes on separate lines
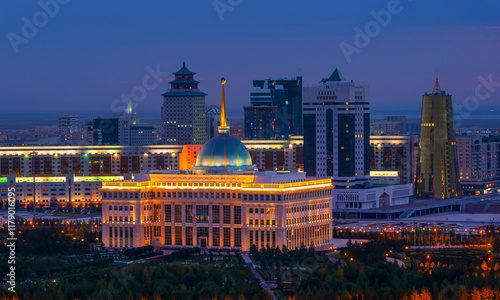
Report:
415,74,460,199
101,79,333,251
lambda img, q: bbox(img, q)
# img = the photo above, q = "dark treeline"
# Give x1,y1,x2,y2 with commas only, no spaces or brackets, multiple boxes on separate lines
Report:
288,241,500,300
2,261,272,300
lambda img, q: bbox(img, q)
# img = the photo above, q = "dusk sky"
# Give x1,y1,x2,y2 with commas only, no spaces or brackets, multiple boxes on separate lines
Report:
1,1,500,119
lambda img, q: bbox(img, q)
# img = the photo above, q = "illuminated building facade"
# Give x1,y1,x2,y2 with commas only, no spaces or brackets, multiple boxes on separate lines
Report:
370,135,414,184
303,68,370,186
162,62,208,145
415,75,460,199
101,79,332,251
0,174,120,209
456,135,500,195
0,145,182,177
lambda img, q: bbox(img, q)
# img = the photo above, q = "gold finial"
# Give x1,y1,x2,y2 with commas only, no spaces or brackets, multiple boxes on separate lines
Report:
219,77,229,133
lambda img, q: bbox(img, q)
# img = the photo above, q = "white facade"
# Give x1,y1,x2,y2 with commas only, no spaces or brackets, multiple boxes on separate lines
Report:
101,171,333,251
303,69,370,187
332,184,412,211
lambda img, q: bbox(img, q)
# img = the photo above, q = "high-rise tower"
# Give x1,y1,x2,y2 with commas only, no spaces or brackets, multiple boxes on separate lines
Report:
415,74,460,199
303,68,370,187
162,62,208,145
244,76,302,140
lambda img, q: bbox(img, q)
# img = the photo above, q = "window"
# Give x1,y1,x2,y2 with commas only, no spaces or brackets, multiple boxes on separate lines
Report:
154,226,161,237
223,228,231,247
212,227,220,246
185,205,193,223
186,227,193,246
234,228,241,248
234,206,241,225
175,227,182,245
165,205,172,222
212,205,220,224
175,205,182,223
196,205,209,223
223,206,231,224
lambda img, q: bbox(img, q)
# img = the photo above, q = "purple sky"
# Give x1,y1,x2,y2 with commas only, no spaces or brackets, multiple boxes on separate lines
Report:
1,1,500,119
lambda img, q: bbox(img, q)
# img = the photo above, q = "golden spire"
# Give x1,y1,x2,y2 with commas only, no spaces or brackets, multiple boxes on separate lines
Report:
218,77,230,134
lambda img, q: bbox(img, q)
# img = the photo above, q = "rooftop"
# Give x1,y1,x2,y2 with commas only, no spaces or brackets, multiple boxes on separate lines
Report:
173,62,195,76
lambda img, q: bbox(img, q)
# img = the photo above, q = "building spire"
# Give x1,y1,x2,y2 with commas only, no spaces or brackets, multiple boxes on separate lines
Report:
218,77,230,134
433,70,441,94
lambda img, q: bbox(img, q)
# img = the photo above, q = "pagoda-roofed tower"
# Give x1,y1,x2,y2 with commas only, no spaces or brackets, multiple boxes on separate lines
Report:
169,62,200,90
161,62,208,145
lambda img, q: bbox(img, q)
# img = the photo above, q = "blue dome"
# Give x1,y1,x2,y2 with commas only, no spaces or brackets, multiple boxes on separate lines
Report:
195,135,253,169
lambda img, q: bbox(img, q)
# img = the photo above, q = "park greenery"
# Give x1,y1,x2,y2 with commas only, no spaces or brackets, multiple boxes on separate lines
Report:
3,218,500,299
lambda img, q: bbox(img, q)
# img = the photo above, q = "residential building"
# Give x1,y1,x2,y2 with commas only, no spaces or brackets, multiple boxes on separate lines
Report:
370,135,414,184
456,135,500,195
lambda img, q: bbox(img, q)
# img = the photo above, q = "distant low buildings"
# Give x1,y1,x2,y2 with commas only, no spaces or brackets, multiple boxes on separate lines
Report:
87,103,158,146
58,114,78,134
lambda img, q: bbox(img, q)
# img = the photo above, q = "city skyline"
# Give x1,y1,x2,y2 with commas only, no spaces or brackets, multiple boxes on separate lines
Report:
1,1,500,115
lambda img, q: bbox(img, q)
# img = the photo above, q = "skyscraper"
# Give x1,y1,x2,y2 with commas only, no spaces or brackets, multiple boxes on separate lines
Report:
162,62,208,145
244,106,278,140
303,68,370,187
244,76,302,140
415,74,460,199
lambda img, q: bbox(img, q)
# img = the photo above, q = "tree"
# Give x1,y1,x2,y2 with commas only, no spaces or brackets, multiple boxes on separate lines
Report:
481,286,495,300
337,266,344,279
276,269,283,291
470,288,482,300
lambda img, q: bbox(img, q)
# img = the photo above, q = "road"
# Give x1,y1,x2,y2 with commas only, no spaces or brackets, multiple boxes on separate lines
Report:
242,253,277,300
